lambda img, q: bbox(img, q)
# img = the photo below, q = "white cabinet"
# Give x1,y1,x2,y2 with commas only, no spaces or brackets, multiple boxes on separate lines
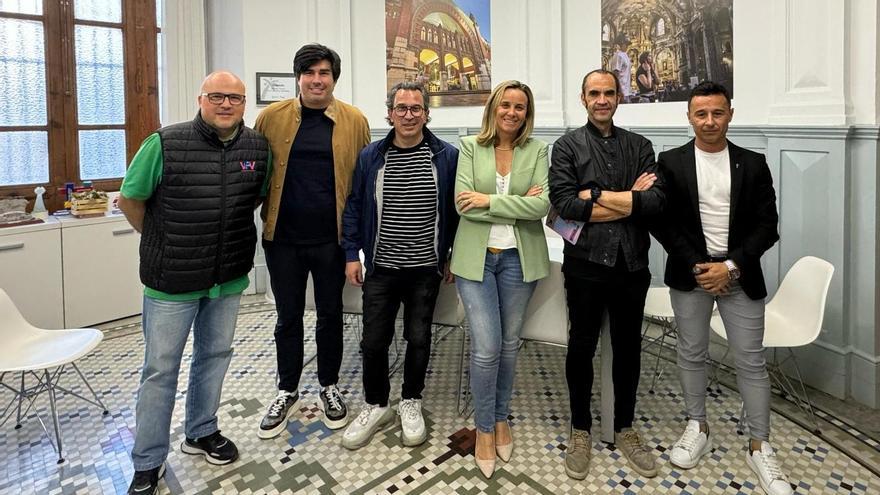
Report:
60,215,142,328
0,219,64,328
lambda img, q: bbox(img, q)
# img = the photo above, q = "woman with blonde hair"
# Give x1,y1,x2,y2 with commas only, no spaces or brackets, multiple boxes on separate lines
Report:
450,80,550,478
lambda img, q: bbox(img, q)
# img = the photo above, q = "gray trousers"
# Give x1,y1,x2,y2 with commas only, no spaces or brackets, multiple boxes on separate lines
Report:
670,282,771,441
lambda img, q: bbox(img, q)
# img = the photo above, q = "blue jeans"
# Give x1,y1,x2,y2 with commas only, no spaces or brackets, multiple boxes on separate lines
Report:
456,249,536,433
131,294,241,471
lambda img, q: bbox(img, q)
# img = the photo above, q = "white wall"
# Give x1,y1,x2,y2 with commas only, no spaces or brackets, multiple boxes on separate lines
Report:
204,0,877,129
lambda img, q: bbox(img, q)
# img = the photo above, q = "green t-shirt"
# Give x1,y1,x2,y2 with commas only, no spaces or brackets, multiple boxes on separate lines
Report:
121,131,273,301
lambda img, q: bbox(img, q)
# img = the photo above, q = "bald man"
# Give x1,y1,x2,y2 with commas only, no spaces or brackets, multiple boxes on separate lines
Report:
119,71,272,495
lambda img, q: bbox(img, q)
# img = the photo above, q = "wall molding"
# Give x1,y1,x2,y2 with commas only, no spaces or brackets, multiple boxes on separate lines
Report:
809,338,880,364
376,125,880,141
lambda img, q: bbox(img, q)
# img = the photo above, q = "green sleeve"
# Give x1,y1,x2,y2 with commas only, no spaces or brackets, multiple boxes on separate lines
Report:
260,149,273,197
454,137,515,225
121,133,163,200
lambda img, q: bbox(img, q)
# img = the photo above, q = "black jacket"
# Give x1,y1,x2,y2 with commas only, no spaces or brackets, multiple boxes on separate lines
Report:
549,122,665,271
652,139,779,300
140,113,270,293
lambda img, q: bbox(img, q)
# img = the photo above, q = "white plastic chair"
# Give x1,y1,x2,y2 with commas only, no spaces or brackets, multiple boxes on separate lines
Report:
643,287,722,395
423,281,468,414
641,287,678,394
0,288,108,463
710,256,835,433
519,261,568,346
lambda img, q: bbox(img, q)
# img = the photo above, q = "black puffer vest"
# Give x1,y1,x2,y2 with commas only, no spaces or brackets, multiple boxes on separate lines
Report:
139,113,269,294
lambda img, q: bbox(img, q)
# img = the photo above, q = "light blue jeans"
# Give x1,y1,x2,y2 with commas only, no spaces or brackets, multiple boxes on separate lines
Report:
456,249,537,433
131,294,241,471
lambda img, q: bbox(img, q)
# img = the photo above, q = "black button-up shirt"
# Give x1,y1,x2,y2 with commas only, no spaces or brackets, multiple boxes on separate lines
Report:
549,121,665,272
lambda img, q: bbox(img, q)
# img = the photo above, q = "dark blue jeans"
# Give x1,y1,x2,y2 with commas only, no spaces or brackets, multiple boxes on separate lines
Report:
361,265,442,407
263,240,345,392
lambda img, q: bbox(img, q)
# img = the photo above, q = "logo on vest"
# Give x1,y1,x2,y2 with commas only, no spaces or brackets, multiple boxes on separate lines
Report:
240,160,257,172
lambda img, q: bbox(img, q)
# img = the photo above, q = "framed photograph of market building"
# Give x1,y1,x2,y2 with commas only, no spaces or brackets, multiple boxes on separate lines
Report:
601,0,733,104
386,0,492,107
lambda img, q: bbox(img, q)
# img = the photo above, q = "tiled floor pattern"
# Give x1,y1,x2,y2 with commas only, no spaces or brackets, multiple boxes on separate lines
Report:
1,308,879,494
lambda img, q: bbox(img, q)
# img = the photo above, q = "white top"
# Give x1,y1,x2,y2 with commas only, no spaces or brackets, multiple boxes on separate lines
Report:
487,171,517,249
611,49,632,97
695,146,731,256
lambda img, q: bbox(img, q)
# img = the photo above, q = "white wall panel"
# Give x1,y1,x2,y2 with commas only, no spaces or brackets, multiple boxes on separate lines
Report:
768,0,848,124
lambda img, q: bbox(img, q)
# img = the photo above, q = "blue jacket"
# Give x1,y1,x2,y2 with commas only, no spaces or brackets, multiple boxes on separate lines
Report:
342,127,459,275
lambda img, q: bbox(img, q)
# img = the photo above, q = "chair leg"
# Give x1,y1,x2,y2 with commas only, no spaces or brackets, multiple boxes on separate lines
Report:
44,369,65,464
388,327,403,377
773,348,821,434
70,363,109,414
737,401,748,437
648,322,670,394
15,371,25,429
456,325,472,417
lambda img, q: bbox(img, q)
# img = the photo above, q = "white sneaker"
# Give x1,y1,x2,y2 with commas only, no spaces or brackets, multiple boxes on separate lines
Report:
669,420,712,469
746,442,794,495
340,403,395,450
398,399,427,447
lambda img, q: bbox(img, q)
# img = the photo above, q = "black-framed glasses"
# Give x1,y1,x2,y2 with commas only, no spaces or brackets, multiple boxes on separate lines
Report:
201,92,246,105
392,104,425,117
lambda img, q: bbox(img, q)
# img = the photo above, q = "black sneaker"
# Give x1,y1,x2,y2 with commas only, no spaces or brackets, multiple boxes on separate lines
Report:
127,464,165,495
318,384,349,429
180,431,238,465
258,390,300,439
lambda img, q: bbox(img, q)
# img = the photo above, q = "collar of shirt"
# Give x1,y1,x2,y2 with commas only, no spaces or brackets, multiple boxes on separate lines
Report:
586,120,618,139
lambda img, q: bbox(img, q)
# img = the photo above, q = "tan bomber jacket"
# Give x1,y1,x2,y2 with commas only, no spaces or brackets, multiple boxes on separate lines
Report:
255,97,371,241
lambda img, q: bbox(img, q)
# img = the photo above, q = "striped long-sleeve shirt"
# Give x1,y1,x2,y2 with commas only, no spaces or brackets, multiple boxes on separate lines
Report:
373,140,438,268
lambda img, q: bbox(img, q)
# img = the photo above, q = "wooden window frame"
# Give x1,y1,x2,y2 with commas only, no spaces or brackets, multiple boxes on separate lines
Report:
0,0,160,211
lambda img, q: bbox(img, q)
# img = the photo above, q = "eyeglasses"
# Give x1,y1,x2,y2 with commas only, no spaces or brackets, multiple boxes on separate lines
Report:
201,93,246,105
392,104,425,117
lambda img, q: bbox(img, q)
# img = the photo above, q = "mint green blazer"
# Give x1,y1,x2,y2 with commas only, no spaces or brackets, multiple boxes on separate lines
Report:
450,136,551,283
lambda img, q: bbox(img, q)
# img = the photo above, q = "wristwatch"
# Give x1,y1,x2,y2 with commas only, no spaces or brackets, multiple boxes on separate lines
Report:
590,186,602,202
724,259,741,280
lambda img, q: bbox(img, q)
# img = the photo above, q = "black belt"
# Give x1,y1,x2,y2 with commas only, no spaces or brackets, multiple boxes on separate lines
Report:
708,256,727,263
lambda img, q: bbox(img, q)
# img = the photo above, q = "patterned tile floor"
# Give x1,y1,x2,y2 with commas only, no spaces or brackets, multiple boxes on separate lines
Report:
1,305,879,494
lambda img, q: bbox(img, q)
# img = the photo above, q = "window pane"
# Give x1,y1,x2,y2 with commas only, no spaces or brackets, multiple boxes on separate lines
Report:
0,131,49,185
79,129,126,180
0,0,42,15
0,18,47,126
73,0,121,23
75,25,125,125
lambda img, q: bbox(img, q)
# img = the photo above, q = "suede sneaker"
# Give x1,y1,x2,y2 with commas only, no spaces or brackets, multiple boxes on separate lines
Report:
615,428,658,477
180,430,238,465
318,384,349,429
564,427,591,480
258,390,300,439
127,464,165,495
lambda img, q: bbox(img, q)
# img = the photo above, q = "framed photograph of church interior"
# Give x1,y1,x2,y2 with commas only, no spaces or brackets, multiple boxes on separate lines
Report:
600,0,733,104
256,72,297,106
385,0,492,107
